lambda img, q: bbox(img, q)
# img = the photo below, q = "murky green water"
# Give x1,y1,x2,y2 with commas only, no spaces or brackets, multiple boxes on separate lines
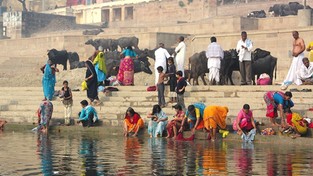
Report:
0,131,313,176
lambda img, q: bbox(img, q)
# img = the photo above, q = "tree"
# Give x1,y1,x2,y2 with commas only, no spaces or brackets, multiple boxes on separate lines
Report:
17,0,28,12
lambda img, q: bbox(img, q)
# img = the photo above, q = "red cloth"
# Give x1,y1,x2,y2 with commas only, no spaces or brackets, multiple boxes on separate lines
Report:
125,113,141,124
257,77,271,85
175,132,195,141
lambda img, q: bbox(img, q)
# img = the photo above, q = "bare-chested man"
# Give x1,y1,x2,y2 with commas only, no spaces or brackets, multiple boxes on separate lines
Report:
281,31,305,90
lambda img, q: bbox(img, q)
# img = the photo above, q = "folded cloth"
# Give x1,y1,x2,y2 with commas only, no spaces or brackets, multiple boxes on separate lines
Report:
241,128,256,143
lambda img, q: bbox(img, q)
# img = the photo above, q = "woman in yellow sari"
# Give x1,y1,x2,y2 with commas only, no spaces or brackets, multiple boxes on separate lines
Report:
203,106,229,141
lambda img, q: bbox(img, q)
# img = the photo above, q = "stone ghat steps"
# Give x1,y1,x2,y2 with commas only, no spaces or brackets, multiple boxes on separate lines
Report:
1,86,313,125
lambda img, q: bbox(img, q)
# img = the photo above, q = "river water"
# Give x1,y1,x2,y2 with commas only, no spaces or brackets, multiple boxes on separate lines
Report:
0,131,313,176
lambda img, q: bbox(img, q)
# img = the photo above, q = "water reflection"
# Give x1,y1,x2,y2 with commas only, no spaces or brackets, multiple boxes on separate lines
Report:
1,132,313,175
36,134,53,176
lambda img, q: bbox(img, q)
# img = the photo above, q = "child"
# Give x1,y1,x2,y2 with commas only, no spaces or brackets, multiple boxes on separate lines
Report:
60,80,73,126
157,66,166,108
176,71,187,110
166,57,177,103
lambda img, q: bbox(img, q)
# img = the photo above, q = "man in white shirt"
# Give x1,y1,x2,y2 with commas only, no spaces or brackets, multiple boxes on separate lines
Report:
298,57,313,85
174,36,186,77
206,36,224,85
154,43,170,85
236,31,253,85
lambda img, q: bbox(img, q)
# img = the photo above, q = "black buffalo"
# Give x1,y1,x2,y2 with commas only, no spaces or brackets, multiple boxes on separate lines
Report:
188,51,208,85
82,28,103,35
117,36,139,50
47,49,69,70
268,2,311,17
85,39,118,51
247,10,266,18
68,52,86,70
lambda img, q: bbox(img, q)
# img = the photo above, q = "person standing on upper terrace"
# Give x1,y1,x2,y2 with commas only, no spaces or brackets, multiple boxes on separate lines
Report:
174,36,186,77
154,43,170,85
236,31,253,85
281,31,305,90
206,36,224,85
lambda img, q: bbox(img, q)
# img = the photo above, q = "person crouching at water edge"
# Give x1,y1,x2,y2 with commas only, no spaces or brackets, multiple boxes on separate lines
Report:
123,107,144,137
203,106,229,141
36,99,53,133
78,100,99,127
263,91,294,127
147,104,168,138
233,104,257,143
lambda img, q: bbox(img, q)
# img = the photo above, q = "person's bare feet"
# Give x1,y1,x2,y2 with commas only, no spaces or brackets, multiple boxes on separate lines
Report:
132,133,138,137
166,135,170,138
124,132,128,137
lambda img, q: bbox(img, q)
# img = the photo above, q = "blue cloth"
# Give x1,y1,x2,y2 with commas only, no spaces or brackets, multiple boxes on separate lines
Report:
148,111,168,137
95,63,106,83
185,102,206,121
79,105,98,121
42,63,56,100
273,92,294,109
122,49,137,57
241,128,256,143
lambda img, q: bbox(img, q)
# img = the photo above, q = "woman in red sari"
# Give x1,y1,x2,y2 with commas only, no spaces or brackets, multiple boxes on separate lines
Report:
117,46,137,86
123,107,144,137
166,104,185,138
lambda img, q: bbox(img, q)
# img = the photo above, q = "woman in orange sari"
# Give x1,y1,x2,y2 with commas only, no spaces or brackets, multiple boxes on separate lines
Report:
123,107,144,137
203,106,229,141
117,46,137,86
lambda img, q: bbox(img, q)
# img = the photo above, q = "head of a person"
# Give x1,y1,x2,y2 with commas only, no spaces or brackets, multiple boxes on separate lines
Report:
168,57,174,65
284,91,293,100
178,36,184,42
241,31,247,41
243,104,250,114
176,70,183,78
302,57,310,68
63,80,68,87
157,66,163,73
47,59,52,65
210,36,217,43
80,100,88,108
173,104,182,112
152,104,162,114
98,46,104,52
159,43,164,48
292,31,299,39
187,105,196,116
126,46,133,51
126,107,135,117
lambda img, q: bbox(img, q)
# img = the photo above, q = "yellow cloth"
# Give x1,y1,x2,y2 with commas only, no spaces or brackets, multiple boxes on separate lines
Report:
203,106,228,129
291,113,307,135
124,118,144,133
307,41,313,62
93,52,107,74
81,80,88,91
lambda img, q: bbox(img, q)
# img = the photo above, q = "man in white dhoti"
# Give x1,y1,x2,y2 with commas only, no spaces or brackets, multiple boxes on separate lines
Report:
281,31,305,90
236,31,253,85
154,43,170,85
205,36,224,85
174,36,186,77
298,57,313,85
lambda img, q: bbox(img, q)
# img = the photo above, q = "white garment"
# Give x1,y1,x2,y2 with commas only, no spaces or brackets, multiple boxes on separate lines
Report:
154,47,170,85
206,42,223,83
174,41,186,76
298,62,313,80
208,67,220,83
283,52,304,85
64,104,72,124
236,39,253,62
206,42,224,62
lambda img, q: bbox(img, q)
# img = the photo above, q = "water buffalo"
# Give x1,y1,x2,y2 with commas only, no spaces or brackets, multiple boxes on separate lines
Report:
222,49,277,85
82,28,103,35
68,52,86,70
85,39,118,51
47,49,69,70
220,49,239,85
117,36,139,50
188,51,208,85
247,10,266,18
268,2,310,16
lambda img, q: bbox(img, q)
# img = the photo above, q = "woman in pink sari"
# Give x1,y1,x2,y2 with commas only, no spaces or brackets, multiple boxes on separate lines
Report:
117,46,137,86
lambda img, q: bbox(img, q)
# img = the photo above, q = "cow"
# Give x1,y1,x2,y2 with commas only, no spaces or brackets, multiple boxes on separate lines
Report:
47,49,69,70
117,36,139,50
188,51,208,85
247,10,266,18
82,28,104,35
222,49,277,85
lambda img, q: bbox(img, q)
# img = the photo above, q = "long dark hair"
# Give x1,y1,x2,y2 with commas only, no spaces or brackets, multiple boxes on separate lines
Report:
125,107,135,117
152,104,161,114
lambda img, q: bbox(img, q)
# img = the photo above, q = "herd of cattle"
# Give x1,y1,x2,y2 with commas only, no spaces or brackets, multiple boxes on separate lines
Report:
248,2,311,18
47,36,277,85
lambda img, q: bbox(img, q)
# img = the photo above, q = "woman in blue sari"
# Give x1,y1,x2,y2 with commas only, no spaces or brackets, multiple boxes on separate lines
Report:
41,60,58,100
147,104,168,137
93,51,107,85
